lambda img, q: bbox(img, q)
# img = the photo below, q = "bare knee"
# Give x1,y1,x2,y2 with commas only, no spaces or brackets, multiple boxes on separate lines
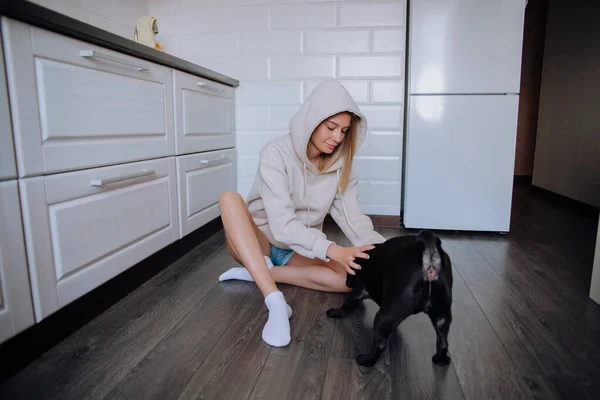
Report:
219,191,243,212
219,190,243,205
319,259,351,292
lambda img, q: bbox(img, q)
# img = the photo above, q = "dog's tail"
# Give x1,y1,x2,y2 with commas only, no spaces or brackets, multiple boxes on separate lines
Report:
417,230,442,281
417,230,438,248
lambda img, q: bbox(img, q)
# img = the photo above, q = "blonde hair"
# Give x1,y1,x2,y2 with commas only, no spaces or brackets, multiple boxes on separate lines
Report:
315,113,358,194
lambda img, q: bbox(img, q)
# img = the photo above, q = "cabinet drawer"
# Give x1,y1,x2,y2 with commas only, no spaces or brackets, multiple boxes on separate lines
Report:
0,181,35,344
19,158,179,321
177,149,236,238
174,70,234,155
0,34,16,181
1,18,175,177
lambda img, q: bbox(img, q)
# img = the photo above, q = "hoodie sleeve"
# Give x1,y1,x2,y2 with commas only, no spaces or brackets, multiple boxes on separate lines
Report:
329,171,386,247
258,145,335,261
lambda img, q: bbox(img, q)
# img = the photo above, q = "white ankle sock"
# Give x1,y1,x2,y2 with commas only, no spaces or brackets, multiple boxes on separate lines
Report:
219,256,274,282
262,291,291,347
219,256,292,318
218,267,253,282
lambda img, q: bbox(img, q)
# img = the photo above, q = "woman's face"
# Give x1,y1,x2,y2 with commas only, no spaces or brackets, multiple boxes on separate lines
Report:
308,112,352,160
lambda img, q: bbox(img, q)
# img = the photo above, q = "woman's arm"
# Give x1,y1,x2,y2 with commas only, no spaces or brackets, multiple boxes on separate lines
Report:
329,170,386,247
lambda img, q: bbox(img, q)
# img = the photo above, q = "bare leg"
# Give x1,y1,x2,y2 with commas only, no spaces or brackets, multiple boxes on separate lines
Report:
219,191,291,347
270,266,350,292
220,202,351,293
219,191,275,297
270,253,351,293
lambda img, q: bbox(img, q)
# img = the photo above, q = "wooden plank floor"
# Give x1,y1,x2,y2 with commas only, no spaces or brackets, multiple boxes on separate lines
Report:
1,184,599,400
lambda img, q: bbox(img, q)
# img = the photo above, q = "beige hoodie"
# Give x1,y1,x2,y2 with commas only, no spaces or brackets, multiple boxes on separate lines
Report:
246,80,386,262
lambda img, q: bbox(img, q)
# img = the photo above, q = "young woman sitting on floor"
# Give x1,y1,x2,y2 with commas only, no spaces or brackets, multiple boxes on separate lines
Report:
218,80,385,347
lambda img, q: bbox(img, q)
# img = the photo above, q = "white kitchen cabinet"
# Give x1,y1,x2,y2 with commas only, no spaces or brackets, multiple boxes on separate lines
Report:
177,149,236,238
0,30,17,182
174,70,234,155
19,157,179,321
1,18,175,178
0,180,35,344
0,11,238,333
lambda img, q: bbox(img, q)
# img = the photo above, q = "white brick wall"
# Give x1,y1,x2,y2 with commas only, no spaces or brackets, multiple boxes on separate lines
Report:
28,0,407,216
27,0,148,39
271,3,337,29
149,0,406,216
338,2,405,27
29,0,404,216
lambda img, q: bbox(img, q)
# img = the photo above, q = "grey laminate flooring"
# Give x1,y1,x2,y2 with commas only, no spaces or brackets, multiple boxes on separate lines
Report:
1,184,599,400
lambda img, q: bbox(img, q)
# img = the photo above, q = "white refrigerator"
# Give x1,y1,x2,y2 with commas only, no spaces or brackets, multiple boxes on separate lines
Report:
403,0,527,232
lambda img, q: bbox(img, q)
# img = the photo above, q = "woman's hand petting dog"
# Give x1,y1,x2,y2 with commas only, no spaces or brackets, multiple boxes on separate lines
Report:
327,244,374,275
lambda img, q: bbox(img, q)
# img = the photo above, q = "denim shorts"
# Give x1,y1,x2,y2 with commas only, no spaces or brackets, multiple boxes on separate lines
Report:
269,243,295,266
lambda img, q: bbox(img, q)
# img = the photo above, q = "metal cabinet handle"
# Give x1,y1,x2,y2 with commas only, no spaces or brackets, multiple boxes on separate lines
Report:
80,50,149,72
90,169,155,186
199,156,230,168
197,80,225,92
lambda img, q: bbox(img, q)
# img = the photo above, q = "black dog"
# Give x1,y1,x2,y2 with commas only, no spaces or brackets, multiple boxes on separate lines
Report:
327,230,453,367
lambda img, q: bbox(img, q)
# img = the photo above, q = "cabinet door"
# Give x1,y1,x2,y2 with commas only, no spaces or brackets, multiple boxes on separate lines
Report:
0,181,35,344
19,157,179,321
177,149,236,238
1,18,175,177
0,28,16,181
174,70,234,155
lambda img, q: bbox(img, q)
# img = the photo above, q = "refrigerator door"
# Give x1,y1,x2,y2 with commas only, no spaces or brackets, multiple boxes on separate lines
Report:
403,94,519,232
409,0,526,94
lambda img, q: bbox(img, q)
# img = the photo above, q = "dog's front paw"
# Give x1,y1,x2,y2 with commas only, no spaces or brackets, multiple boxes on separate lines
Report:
356,353,378,367
326,307,347,319
432,352,451,366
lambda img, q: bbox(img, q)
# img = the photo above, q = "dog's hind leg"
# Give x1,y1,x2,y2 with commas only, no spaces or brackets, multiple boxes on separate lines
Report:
326,280,367,319
429,306,452,366
356,311,395,367
356,301,414,367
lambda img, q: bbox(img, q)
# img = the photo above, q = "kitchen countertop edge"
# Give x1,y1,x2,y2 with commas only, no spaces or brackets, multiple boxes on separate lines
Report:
0,0,240,87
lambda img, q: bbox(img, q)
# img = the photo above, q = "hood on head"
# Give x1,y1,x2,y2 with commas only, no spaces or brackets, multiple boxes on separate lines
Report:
289,80,368,174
